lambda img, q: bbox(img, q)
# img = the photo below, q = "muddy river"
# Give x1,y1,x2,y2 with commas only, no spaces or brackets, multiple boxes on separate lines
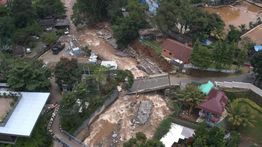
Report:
205,1,262,29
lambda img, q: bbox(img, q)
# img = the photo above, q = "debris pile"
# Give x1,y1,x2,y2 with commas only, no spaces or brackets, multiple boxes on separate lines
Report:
135,100,153,125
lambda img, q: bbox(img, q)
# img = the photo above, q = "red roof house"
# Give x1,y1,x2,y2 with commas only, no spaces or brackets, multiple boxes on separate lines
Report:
161,39,192,64
0,0,7,5
198,88,228,122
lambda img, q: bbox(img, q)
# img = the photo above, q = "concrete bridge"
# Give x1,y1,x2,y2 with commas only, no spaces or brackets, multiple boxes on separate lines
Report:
128,73,257,94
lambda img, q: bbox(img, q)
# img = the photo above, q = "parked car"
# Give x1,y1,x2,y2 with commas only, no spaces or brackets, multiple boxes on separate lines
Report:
52,42,65,55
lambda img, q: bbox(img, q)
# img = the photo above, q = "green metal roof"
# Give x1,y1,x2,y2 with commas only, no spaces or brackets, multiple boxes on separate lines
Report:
199,81,214,95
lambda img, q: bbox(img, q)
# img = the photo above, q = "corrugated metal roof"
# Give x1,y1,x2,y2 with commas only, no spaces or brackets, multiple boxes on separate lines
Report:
0,91,49,136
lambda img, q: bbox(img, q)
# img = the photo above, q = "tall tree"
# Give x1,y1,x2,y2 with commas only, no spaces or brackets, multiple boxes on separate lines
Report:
0,6,15,48
191,41,213,68
155,0,224,39
112,0,147,48
251,51,262,85
227,100,256,130
93,66,108,91
72,0,109,25
59,80,99,133
212,41,234,69
193,124,226,147
11,0,35,28
107,0,128,23
174,84,205,114
7,60,51,91
35,0,65,18
54,58,82,90
227,25,241,42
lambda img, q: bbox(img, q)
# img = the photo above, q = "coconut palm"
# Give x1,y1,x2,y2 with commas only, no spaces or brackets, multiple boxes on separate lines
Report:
174,84,205,114
227,100,256,130
93,66,108,91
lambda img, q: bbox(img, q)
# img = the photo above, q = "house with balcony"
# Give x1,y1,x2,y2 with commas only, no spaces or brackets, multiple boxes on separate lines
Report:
198,88,228,123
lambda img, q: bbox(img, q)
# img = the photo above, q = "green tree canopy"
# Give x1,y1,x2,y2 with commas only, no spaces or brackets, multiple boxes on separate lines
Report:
112,0,147,48
212,41,234,69
54,58,82,90
72,0,109,25
124,132,164,147
251,51,262,84
35,0,65,18
0,6,15,48
155,0,224,39
192,124,226,147
11,0,36,28
227,99,256,130
191,41,213,68
7,60,50,91
174,84,205,114
227,25,241,42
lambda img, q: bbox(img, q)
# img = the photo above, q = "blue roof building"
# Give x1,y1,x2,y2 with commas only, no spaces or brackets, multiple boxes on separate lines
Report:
254,45,262,52
140,0,159,15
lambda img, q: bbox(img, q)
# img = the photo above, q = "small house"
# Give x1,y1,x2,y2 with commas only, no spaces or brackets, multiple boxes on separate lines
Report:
198,88,228,123
101,61,118,70
0,0,7,5
39,18,56,29
139,28,162,40
55,19,70,29
161,39,192,64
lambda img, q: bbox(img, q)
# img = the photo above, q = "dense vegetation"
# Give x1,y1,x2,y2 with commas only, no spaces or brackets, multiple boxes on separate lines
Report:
124,132,164,147
1,110,53,147
59,62,133,133
155,0,225,40
73,0,147,48
192,124,240,147
0,0,65,50
251,51,262,87
0,53,50,91
191,25,247,69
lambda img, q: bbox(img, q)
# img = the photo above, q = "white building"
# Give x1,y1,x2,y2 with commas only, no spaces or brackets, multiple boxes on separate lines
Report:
0,91,50,144
160,123,195,147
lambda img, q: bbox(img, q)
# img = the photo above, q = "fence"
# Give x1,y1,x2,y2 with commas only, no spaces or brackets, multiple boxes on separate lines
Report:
184,64,237,73
74,89,119,140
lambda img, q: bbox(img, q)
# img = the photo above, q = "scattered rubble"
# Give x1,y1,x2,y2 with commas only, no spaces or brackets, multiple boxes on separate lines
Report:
84,94,171,146
135,100,153,125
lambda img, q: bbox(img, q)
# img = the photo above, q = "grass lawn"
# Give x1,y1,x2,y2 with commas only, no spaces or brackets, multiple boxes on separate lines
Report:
238,100,262,145
142,40,162,55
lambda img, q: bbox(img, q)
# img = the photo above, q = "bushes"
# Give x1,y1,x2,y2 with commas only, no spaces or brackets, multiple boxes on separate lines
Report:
41,32,58,46
153,116,173,140
223,88,262,107
234,98,262,113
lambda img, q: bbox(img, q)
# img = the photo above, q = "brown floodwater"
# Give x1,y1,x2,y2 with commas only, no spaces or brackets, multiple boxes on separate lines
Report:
204,1,262,29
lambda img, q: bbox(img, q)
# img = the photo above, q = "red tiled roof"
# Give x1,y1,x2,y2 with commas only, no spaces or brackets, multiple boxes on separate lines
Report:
161,39,192,63
0,0,7,5
199,89,228,115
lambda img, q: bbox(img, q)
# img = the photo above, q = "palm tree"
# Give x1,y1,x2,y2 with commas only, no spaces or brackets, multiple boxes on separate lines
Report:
174,84,205,114
93,66,108,91
227,100,256,130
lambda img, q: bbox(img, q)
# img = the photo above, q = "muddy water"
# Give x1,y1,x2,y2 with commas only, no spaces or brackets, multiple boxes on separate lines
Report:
205,1,262,29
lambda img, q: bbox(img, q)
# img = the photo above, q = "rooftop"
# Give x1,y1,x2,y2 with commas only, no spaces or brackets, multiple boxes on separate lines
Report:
199,81,214,95
161,39,192,63
199,89,228,115
0,91,49,136
160,123,194,147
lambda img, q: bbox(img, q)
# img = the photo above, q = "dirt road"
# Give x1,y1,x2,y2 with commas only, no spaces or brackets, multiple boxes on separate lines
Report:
78,28,146,78
84,94,170,147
